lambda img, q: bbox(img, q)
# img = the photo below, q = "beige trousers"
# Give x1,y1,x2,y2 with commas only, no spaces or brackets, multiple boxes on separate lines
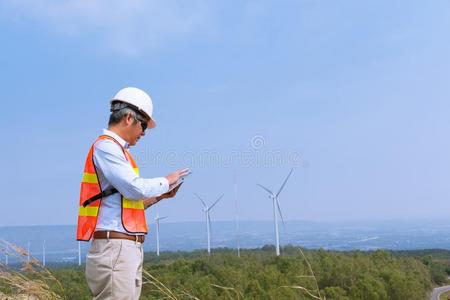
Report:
85,239,144,300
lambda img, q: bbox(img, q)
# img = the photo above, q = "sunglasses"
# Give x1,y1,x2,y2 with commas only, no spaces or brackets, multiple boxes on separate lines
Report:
133,114,148,132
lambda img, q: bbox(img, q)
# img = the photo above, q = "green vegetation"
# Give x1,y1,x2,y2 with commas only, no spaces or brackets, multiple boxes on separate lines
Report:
440,290,450,300
4,246,450,299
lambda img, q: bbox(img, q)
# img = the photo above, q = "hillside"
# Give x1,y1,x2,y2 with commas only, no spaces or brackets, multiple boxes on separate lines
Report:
41,246,450,299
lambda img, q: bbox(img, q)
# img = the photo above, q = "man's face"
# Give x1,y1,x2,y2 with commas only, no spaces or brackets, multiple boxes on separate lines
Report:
125,113,148,146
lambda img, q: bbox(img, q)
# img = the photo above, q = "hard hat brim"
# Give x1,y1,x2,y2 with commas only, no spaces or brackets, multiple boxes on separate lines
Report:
134,108,156,129
147,118,157,129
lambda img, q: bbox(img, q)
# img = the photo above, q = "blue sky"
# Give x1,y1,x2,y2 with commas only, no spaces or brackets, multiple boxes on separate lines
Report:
0,0,450,226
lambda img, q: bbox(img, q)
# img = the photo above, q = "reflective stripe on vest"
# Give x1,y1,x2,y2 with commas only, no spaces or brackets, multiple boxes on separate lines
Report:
120,149,148,234
76,135,147,241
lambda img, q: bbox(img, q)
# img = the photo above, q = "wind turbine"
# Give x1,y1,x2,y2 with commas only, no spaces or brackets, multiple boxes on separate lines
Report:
4,244,8,266
234,170,240,257
195,193,223,255
154,213,167,256
78,241,81,266
27,241,30,263
42,240,46,267
257,168,294,256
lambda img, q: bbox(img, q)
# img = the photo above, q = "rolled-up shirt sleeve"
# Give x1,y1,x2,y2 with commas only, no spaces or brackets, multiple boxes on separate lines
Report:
93,140,169,200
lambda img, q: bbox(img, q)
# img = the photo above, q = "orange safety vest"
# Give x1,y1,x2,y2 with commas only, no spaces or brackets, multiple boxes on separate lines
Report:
76,135,148,241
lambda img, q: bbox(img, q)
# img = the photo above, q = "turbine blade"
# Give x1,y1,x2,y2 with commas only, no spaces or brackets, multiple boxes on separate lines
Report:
276,198,287,232
257,184,274,196
276,168,294,197
160,216,168,220
209,194,223,210
195,193,207,208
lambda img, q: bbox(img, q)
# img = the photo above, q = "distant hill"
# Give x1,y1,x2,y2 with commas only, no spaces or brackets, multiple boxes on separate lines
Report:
2,219,450,265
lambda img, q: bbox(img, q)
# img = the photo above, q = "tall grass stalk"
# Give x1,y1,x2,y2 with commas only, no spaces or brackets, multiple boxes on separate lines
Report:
142,269,178,300
0,240,64,299
281,248,324,300
210,283,243,300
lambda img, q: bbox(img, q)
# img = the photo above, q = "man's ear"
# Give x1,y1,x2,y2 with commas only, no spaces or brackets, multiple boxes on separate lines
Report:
123,113,134,127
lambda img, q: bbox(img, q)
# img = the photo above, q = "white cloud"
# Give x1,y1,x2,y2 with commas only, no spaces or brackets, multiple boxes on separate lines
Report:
2,0,213,56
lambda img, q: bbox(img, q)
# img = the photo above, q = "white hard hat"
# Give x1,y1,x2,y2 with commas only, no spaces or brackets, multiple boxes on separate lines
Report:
111,87,156,128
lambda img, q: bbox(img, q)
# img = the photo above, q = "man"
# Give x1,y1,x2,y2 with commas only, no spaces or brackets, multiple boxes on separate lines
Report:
76,87,188,300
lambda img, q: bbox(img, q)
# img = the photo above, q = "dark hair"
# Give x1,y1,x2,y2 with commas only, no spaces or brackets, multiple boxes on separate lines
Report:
108,101,138,126
108,101,149,126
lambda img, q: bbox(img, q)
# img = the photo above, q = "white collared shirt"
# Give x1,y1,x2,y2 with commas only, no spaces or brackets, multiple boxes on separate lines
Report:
93,129,169,234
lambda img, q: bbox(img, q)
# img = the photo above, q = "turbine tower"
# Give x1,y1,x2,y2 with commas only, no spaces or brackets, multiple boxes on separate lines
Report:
5,244,8,266
234,170,240,257
257,168,294,256
78,241,81,266
195,193,223,255
154,213,167,256
42,240,46,267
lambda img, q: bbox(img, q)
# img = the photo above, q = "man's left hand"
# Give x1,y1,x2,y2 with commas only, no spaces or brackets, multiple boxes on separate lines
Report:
157,183,183,201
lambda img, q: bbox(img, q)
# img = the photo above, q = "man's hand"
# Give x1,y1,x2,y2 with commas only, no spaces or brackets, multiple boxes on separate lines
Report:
144,183,183,209
165,168,190,186
157,182,182,201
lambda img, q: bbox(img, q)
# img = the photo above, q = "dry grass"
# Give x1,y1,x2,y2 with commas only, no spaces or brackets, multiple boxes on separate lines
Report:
281,248,324,300
142,269,180,299
0,240,64,300
142,269,242,300
142,269,204,300
210,283,243,300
